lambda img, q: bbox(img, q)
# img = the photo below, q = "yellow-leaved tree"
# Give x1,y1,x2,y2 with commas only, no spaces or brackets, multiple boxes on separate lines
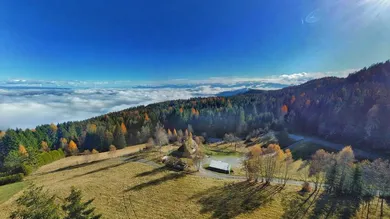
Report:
87,124,97,133
41,141,49,152
0,131,6,139
50,123,58,132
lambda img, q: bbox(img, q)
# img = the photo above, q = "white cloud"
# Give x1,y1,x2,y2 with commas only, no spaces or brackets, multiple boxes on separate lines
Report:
0,69,357,130
0,87,238,130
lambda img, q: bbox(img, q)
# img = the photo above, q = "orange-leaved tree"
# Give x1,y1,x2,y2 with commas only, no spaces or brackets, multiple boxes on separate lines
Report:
290,95,296,104
281,105,288,114
68,140,78,156
19,145,28,157
120,123,127,134
144,113,150,121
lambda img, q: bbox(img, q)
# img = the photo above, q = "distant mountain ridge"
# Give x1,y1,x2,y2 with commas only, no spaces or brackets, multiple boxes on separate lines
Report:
217,88,251,97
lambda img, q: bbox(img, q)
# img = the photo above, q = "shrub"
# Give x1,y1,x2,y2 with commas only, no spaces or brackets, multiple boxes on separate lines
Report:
0,173,24,186
81,150,91,155
300,182,312,193
20,164,33,176
91,149,99,154
36,150,65,167
58,148,65,158
39,152,50,164
109,145,116,152
164,156,187,171
0,172,11,177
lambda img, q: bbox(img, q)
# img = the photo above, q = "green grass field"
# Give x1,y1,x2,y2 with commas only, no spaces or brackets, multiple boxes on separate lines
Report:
0,182,26,205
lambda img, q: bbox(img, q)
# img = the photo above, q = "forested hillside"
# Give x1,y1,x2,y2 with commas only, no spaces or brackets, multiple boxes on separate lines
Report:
1,60,390,169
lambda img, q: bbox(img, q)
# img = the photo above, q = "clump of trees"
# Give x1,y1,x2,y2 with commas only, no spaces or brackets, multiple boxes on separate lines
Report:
243,144,292,186
11,185,101,219
298,146,390,218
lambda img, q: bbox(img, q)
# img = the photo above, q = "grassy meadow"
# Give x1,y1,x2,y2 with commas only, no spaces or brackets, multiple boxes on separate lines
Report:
1,144,389,218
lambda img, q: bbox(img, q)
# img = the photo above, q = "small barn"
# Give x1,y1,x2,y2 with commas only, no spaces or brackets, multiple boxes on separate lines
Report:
208,160,231,174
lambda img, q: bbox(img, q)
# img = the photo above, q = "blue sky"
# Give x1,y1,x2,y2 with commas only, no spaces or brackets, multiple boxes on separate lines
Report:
0,0,390,82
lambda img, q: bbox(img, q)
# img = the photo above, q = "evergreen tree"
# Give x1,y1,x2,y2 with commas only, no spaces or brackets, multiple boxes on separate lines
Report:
10,185,61,219
350,164,363,196
326,162,338,193
103,131,114,151
62,187,101,219
113,125,126,149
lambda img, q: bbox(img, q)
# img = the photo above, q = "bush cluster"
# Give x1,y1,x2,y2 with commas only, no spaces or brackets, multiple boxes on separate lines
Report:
0,173,24,186
37,149,65,167
164,156,187,171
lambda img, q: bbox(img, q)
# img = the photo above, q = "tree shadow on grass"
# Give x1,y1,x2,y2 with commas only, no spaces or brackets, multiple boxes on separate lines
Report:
125,172,188,191
135,166,167,177
36,159,109,176
308,193,362,219
281,189,321,219
190,181,283,219
282,190,362,219
122,153,145,162
60,161,130,181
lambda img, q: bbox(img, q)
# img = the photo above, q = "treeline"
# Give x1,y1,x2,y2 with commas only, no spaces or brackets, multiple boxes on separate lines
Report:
301,147,389,218
2,60,390,171
0,144,65,186
243,145,390,218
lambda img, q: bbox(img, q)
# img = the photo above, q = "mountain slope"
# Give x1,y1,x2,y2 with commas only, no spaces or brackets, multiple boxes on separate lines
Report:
240,60,390,150
1,60,390,166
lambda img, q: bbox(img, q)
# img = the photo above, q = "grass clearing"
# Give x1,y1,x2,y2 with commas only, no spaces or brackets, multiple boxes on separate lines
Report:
1,147,389,218
0,182,26,205
203,142,246,157
291,141,337,160
0,157,299,219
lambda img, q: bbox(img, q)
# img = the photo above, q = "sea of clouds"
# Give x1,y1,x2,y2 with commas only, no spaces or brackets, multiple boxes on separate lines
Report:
0,70,354,130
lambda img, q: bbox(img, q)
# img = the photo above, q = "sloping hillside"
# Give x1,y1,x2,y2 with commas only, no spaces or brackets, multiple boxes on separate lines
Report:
2,60,390,167
240,61,390,151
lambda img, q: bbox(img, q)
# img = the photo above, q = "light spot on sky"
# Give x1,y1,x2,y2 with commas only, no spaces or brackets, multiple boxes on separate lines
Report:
305,9,320,24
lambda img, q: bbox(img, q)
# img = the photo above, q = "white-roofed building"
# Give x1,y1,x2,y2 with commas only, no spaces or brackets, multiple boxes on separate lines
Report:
208,160,231,174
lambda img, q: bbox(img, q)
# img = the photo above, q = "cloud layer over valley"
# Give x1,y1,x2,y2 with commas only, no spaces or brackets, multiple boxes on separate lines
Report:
0,70,355,130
